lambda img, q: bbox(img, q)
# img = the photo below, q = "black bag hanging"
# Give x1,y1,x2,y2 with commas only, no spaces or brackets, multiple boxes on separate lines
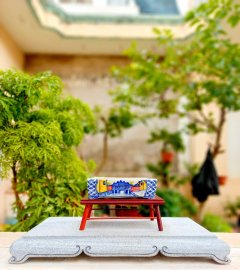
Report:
191,148,219,202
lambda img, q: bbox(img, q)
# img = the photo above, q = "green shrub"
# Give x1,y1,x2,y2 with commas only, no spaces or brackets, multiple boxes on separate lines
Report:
202,213,232,232
0,70,95,231
140,188,196,217
157,189,197,217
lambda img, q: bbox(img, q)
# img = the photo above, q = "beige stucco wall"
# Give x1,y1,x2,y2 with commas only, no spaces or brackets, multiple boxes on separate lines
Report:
0,25,24,70
25,54,178,177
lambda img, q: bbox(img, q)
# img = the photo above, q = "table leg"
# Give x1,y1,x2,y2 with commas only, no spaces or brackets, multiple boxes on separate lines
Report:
87,205,92,218
154,205,163,231
79,205,92,231
150,204,154,221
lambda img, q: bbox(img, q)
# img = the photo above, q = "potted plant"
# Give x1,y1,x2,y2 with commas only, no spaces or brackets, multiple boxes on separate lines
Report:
116,206,142,217
161,145,174,163
218,175,227,186
148,129,185,164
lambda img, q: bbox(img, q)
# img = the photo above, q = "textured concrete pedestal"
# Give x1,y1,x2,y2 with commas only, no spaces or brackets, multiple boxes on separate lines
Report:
9,217,230,264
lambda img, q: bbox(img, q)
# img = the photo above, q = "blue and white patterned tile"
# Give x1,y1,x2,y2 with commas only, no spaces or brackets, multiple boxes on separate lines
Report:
87,177,157,199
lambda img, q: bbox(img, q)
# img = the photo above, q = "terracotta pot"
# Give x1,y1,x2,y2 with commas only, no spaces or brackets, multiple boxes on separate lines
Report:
116,206,141,217
218,175,227,186
161,151,174,163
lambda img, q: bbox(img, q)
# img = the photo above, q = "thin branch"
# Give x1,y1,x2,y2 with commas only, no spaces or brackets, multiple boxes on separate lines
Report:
188,113,208,127
94,117,109,176
194,92,217,131
198,110,217,131
188,111,217,132
212,107,226,159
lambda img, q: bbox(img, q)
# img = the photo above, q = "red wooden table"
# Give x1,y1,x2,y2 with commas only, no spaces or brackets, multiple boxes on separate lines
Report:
79,196,165,231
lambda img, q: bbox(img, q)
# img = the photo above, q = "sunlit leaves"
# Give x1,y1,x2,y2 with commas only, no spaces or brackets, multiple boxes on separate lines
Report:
0,69,95,231
148,129,185,152
94,104,137,138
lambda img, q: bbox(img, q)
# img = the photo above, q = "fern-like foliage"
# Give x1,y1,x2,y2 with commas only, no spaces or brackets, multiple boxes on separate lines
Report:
0,70,95,231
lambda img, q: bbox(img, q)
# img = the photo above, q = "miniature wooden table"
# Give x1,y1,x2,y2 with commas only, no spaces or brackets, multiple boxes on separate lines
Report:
79,196,165,231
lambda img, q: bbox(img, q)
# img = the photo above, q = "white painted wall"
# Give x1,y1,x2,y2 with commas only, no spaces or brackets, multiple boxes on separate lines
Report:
53,0,139,15
227,112,240,179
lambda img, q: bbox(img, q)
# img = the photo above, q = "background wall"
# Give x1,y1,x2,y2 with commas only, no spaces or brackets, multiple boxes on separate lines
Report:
227,112,240,179
0,26,24,70
25,54,240,220
0,36,239,224
25,54,179,177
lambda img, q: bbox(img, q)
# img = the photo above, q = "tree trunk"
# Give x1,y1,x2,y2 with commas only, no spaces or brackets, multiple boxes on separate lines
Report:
11,164,24,212
212,108,226,159
196,201,206,223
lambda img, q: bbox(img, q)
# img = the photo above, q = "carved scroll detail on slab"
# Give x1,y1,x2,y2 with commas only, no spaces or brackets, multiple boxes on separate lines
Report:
9,245,82,264
160,246,231,265
84,245,159,257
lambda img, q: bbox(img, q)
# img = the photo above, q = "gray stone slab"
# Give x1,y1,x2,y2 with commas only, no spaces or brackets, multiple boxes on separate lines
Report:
9,217,230,264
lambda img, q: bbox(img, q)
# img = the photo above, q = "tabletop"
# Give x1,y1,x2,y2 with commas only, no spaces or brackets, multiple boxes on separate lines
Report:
0,232,239,270
81,196,165,205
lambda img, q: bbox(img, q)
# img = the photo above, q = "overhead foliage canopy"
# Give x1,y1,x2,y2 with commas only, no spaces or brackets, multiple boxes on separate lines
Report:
111,0,240,158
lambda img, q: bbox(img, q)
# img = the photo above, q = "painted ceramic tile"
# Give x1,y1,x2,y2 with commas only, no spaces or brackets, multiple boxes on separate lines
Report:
87,177,157,199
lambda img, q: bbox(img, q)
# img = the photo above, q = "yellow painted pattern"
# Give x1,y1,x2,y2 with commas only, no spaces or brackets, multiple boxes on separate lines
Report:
139,180,147,190
97,179,108,193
